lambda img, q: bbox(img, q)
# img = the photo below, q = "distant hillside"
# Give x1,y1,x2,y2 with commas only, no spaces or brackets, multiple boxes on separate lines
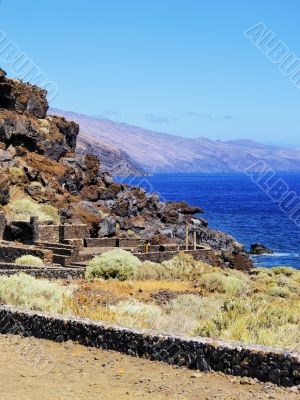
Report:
52,109,300,173
50,109,144,176
77,132,144,176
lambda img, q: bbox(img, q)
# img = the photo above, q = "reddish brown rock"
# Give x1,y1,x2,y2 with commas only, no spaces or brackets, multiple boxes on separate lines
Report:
0,72,48,118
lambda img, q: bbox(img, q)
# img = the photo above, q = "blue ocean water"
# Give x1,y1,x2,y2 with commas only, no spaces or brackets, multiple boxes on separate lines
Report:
118,173,300,269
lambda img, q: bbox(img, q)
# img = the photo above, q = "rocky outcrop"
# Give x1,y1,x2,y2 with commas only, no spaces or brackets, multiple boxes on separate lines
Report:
250,243,274,255
0,76,78,161
0,70,48,118
0,69,252,270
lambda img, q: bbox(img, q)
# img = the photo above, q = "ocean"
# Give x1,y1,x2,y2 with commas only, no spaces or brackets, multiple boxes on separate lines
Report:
117,172,300,269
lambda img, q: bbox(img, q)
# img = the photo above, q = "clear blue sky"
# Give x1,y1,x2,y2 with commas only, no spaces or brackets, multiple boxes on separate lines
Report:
1,0,300,146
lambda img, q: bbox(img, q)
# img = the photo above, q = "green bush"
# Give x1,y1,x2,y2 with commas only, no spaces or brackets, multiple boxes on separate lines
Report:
15,255,45,267
0,273,72,313
85,249,142,280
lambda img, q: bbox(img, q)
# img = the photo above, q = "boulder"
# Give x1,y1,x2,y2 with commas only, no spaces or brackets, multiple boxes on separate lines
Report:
102,172,114,186
83,154,100,185
221,251,254,271
80,185,100,202
98,216,116,237
250,243,274,255
167,201,204,215
98,183,124,200
113,199,129,217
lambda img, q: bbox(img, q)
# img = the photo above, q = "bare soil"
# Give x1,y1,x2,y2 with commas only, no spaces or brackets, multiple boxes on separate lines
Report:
0,334,298,400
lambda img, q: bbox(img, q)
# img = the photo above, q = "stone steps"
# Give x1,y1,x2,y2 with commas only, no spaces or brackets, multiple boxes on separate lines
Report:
67,261,89,268
35,241,80,266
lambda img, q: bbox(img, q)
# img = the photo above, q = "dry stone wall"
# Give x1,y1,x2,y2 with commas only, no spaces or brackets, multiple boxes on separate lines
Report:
0,266,84,279
0,305,299,387
0,243,52,263
135,249,223,266
33,223,88,244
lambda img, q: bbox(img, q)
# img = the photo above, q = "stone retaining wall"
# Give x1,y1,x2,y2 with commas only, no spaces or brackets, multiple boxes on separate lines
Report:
119,238,147,247
85,237,117,247
36,224,88,244
85,237,146,248
0,264,84,279
63,224,88,240
36,225,60,243
135,249,223,267
0,243,53,263
0,305,298,386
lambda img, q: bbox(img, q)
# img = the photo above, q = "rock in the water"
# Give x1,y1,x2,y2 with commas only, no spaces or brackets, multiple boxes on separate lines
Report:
250,243,274,255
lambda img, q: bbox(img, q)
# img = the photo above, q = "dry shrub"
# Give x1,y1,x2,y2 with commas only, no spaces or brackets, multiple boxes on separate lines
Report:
15,255,44,267
8,199,60,223
194,294,300,351
86,249,142,281
136,252,212,281
0,273,72,313
197,271,249,295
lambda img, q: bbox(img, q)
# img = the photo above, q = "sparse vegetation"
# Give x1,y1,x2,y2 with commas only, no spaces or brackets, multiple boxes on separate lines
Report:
38,118,50,134
40,204,61,224
73,257,300,350
8,167,24,179
1,249,299,351
136,252,212,280
8,199,60,223
0,273,72,313
85,249,142,280
197,271,249,295
15,255,45,267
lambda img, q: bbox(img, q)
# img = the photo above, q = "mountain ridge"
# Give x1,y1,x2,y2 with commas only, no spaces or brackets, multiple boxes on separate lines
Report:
51,109,300,173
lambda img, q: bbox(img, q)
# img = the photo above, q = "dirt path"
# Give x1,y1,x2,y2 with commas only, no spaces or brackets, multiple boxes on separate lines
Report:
0,334,298,400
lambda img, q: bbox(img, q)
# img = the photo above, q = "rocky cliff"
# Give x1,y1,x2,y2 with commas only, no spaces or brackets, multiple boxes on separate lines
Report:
0,69,252,269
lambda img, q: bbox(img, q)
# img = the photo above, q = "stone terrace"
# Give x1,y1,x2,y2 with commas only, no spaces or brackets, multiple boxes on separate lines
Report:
0,209,229,277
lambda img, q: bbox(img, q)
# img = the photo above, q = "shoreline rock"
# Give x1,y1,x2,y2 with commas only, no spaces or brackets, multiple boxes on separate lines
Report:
250,243,274,255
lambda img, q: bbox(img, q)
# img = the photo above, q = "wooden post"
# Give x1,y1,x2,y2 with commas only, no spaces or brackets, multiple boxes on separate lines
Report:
193,231,197,250
185,221,189,251
145,243,149,253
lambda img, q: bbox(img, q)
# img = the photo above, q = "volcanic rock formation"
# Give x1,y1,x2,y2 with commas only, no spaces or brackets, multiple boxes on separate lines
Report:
0,69,252,270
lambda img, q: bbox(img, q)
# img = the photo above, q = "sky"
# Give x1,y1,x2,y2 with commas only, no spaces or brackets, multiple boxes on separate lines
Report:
1,0,300,147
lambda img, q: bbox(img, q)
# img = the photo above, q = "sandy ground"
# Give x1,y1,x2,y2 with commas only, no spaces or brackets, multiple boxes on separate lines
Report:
0,334,298,400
